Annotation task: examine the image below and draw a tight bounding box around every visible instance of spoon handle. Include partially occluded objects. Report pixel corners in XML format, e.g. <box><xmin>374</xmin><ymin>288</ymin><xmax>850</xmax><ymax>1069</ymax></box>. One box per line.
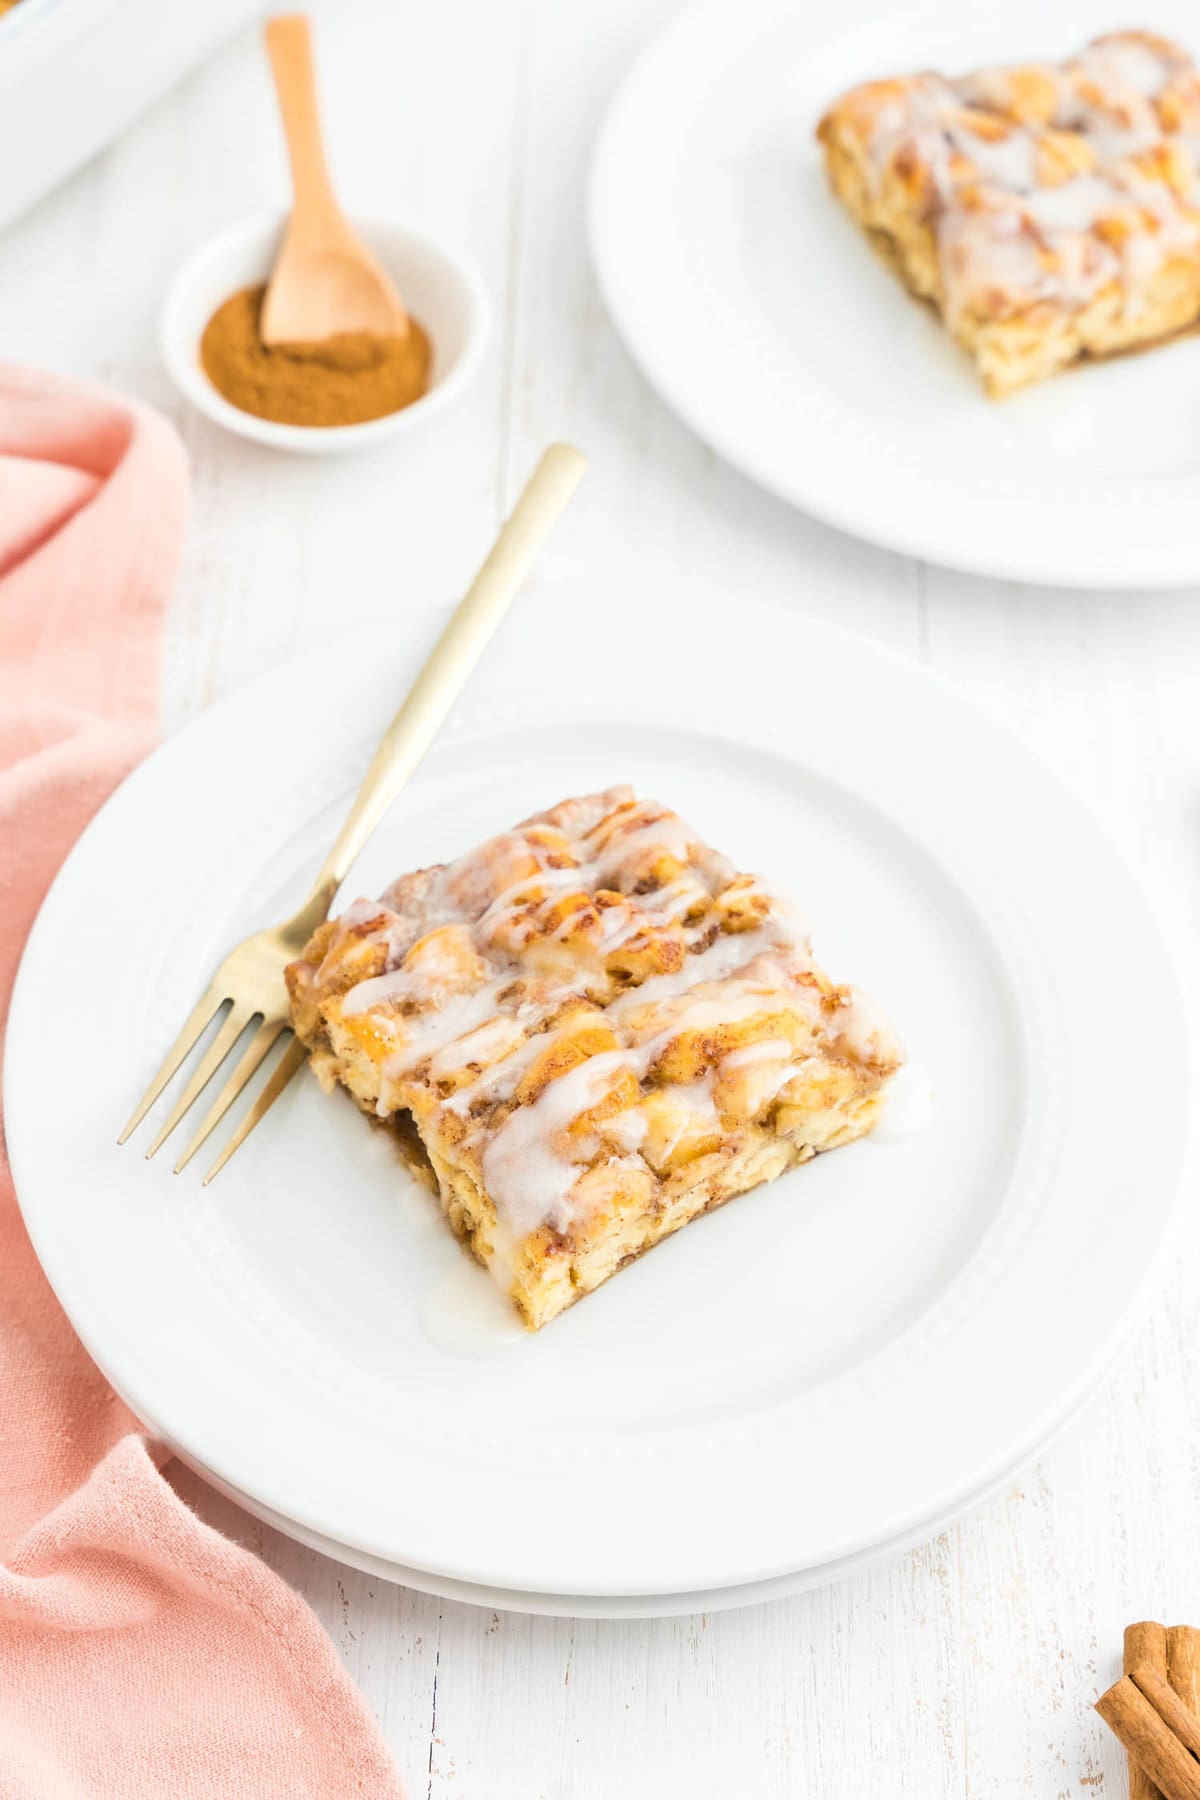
<box><xmin>309</xmin><ymin>443</ymin><xmax>589</xmax><ymax>902</ymax></box>
<box><xmin>265</xmin><ymin>13</ymin><xmax>340</xmax><ymax>231</ymax></box>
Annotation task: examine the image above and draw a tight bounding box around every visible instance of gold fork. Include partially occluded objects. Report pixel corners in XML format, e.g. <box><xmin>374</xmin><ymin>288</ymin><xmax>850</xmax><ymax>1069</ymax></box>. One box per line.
<box><xmin>118</xmin><ymin>443</ymin><xmax>588</xmax><ymax>1183</ymax></box>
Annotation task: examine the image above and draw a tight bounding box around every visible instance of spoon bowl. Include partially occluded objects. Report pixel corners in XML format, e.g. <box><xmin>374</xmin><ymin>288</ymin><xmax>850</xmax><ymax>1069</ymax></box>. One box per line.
<box><xmin>262</xmin><ymin>240</ymin><xmax>406</xmax><ymax>345</ymax></box>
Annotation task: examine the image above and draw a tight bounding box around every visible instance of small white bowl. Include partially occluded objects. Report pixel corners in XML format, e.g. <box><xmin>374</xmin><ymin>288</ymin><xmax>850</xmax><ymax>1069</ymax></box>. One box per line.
<box><xmin>161</xmin><ymin>213</ymin><xmax>490</xmax><ymax>454</ymax></box>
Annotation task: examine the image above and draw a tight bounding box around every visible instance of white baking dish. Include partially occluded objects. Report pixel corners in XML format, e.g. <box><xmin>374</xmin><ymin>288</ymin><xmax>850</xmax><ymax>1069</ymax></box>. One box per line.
<box><xmin>0</xmin><ymin>0</ymin><xmax>266</xmax><ymax>233</ymax></box>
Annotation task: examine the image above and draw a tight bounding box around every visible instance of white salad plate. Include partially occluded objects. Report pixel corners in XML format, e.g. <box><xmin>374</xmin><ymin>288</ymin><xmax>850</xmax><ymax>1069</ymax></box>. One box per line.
<box><xmin>590</xmin><ymin>0</ymin><xmax>1200</xmax><ymax>588</ymax></box>
<box><xmin>6</xmin><ymin>590</ymin><xmax>1190</xmax><ymax>1601</ymax></box>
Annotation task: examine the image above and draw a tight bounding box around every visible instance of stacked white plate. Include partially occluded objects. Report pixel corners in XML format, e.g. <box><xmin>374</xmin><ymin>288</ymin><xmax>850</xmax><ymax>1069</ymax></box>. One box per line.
<box><xmin>5</xmin><ymin>591</ymin><xmax>1189</xmax><ymax>1616</ymax></box>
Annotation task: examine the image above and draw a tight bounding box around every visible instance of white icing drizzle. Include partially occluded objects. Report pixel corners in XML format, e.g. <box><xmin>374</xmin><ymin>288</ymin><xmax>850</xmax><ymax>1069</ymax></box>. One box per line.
<box><xmin>339</xmin><ymin>897</ymin><xmax>389</xmax><ymax>929</ymax></box>
<box><xmin>317</xmin><ymin>787</ymin><xmax>902</xmax><ymax>1241</ymax></box>
<box><xmin>719</xmin><ymin>1039</ymin><xmax>804</xmax><ymax>1118</ymax></box>
<box><xmin>439</xmin><ymin>1027</ymin><xmax>552</xmax><ymax>1116</ymax></box>
<box><xmin>593</xmin><ymin>902</ymin><xmax>642</xmax><ymax>948</ymax></box>
<box><xmin>852</xmin><ymin>31</ymin><xmax>1200</xmax><ymax>325</ymax></box>
<box><xmin>342</xmin><ymin>964</ymin><xmax>428</xmax><ymax>1018</ymax></box>
<box><xmin>589</xmin><ymin>818</ymin><xmax>692</xmax><ymax>886</ymax></box>
<box><xmin>427</xmin><ymin>1015</ymin><xmax>526</xmax><ymax>1083</ymax></box>
<box><xmin>378</xmin><ymin>979</ymin><xmax>518</xmax><ymax>1084</ymax></box>
<box><xmin>646</xmin><ymin>1075</ymin><xmax>721</xmax><ymax>1166</ymax></box>
<box><xmin>637</xmin><ymin>872</ymin><xmax>710</xmax><ymax>922</ymax></box>
<box><xmin>481</xmin><ymin>1051</ymin><xmax>632</xmax><ymax>1238</ymax></box>
<box><xmin>946</xmin><ymin>118</ymin><xmax>1039</xmax><ymax>191</ymax></box>
<box><xmin>719</xmin><ymin>1036</ymin><xmax>795</xmax><ymax>1069</ymax></box>
<box><xmin>609</xmin><ymin>924</ymin><xmax>792</xmax><ymax>1017</ymax></box>
<box><xmin>627</xmin><ymin>978</ymin><xmax>800</xmax><ymax>1071</ymax></box>
<box><xmin>603</xmin><ymin>1108</ymin><xmax>650</xmax><ymax>1152</ymax></box>
<box><xmin>1023</xmin><ymin>174</ymin><xmax>1122</xmax><ymax>232</ymax></box>
<box><xmin>476</xmin><ymin>866</ymin><xmax>585</xmax><ymax>944</ymax></box>
<box><xmin>664</xmin><ymin>1075</ymin><xmax>719</xmax><ymax>1117</ymax></box>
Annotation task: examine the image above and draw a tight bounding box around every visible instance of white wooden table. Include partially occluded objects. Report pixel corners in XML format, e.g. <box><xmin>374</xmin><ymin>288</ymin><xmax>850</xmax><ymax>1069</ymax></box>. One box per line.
<box><xmin>4</xmin><ymin>2</ymin><xmax>1200</xmax><ymax>1793</ymax></box>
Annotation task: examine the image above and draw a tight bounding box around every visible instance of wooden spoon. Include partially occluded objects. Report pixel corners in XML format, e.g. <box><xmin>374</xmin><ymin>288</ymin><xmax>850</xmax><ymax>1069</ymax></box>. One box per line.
<box><xmin>260</xmin><ymin>13</ymin><xmax>408</xmax><ymax>346</ymax></box>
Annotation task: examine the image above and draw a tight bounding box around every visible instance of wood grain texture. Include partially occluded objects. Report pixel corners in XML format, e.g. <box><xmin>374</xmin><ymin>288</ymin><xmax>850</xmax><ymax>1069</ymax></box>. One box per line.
<box><xmin>3</xmin><ymin>1</ymin><xmax>1200</xmax><ymax>1795</ymax></box>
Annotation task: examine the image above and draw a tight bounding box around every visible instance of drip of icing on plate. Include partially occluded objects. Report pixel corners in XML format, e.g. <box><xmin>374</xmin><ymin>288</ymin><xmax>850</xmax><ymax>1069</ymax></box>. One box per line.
<box><xmin>418</xmin><ymin>1254</ymin><xmax>527</xmax><ymax>1357</ymax></box>
<box><xmin>868</xmin><ymin>1063</ymin><xmax>936</xmax><ymax>1144</ymax></box>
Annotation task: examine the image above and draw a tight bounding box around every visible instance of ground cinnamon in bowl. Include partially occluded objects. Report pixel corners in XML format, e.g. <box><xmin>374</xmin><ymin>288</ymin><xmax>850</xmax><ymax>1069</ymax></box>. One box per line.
<box><xmin>200</xmin><ymin>283</ymin><xmax>432</xmax><ymax>428</ymax></box>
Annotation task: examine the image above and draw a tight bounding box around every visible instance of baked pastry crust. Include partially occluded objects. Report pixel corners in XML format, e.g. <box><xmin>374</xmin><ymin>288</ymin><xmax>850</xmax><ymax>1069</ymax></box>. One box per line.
<box><xmin>286</xmin><ymin>788</ymin><xmax>902</xmax><ymax>1329</ymax></box>
<box><xmin>817</xmin><ymin>30</ymin><xmax>1200</xmax><ymax>394</ymax></box>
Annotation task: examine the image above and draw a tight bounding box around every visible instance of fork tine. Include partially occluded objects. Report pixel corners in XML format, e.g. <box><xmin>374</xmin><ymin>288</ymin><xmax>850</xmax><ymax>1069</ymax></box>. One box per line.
<box><xmin>144</xmin><ymin>1004</ymin><xmax>254</xmax><ymax>1159</ymax></box>
<box><xmin>117</xmin><ymin>985</ymin><xmax>227</xmax><ymax>1145</ymax></box>
<box><xmin>172</xmin><ymin>1018</ymin><xmax>286</xmax><ymax>1174</ymax></box>
<box><xmin>202</xmin><ymin>1036</ymin><xmax>307</xmax><ymax>1187</ymax></box>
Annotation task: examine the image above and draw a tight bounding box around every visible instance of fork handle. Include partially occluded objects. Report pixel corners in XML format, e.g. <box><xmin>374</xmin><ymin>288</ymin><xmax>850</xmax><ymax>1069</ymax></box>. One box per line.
<box><xmin>308</xmin><ymin>443</ymin><xmax>588</xmax><ymax>908</ymax></box>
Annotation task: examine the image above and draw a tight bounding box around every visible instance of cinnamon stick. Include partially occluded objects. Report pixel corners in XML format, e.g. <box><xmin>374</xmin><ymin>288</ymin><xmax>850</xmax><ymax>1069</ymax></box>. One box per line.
<box><xmin>1132</xmin><ymin>1665</ymin><xmax>1200</xmax><ymax>1765</ymax></box>
<box><xmin>1127</xmin><ymin>1623</ymin><xmax>1171</xmax><ymax>1800</ymax></box>
<box><xmin>1169</xmin><ymin>1629</ymin><xmax>1200</xmax><ymax>1717</ymax></box>
<box><xmin>1096</xmin><ymin>1673</ymin><xmax>1200</xmax><ymax>1800</ymax></box>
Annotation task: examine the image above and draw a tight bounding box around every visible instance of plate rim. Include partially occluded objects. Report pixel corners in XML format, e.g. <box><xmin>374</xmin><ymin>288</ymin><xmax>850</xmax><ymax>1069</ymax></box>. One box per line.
<box><xmin>165</xmin><ymin>1245</ymin><xmax>1184</xmax><ymax>1619</ymax></box>
<box><xmin>6</xmin><ymin>598</ymin><xmax>1193</xmax><ymax>1594</ymax></box>
<box><xmin>588</xmin><ymin>0</ymin><xmax>1200</xmax><ymax>589</ymax></box>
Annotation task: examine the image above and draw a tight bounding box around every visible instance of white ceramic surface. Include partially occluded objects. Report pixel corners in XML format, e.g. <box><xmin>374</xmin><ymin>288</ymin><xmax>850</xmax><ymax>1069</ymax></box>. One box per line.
<box><xmin>175</xmin><ymin>1449</ymin><xmax>1032</xmax><ymax>1619</ymax></box>
<box><xmin>6</xmin><ymin>589</ymin><xmax>1189</xmax><ymax>1599</ymax></box>
<box><xmin>160</xmin><ymin>212</ymin><xmax>490</xmax><ymax>453</ymax></box>
<box><xmin>589</xmin><ymin>0</ymin><xmax>1200</xmax><ymax>588</ymax></box>
<box><xmin>0</xmin><ymin>0</ymin><xmax>265</xmax><ymax>233</ymax></box>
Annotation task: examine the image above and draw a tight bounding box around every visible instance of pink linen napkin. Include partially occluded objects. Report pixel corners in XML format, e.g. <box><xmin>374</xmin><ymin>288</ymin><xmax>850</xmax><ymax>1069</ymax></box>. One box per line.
<box><xmin>0</xmin><ymin>366</ymin><xmax>406</xmax><ymax>1800</ymax></box>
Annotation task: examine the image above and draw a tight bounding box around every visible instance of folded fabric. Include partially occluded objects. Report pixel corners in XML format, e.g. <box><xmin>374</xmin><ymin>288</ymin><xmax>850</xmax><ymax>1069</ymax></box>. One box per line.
<box><xmin>0</xmin><ymin>365</ymin><xmax>405</xmax><ymax>1800</ymax></box>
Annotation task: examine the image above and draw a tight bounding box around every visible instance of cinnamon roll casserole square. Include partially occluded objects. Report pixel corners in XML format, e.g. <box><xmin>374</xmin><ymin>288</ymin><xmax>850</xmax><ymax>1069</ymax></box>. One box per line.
<box><xmin>286</xmin><ymin>788</ymin><xmax>902</xmax><ymax>1329</ymax></box>
<box><xmin>817</xmin><ymin>30</ymin><xmax>1200</xmax><ymax>394</ymax></box>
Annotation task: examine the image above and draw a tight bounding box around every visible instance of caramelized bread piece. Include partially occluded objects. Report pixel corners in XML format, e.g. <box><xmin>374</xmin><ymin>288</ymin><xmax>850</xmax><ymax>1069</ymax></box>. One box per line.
<box><xmin>287</xmin><ymin>788</ymin><xmax>902</xmax><ymax>1328</ymax></box>
<box><xmin>818</xmin><ymin>31</ymin><xmax>1200</xmax><ymax>394</ymax></box>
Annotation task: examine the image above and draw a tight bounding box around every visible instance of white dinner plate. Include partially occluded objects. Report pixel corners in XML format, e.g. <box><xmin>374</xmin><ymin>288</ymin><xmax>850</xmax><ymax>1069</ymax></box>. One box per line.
<box><xmin>6</xmin><ymin>591</ymin><xmax>1190</xmax><ymax>1597</ymax></box>
<box><xmin>590</xmin><ymin>0</ymin><xmax>1200</xmax><ymax>587</ymax></box>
